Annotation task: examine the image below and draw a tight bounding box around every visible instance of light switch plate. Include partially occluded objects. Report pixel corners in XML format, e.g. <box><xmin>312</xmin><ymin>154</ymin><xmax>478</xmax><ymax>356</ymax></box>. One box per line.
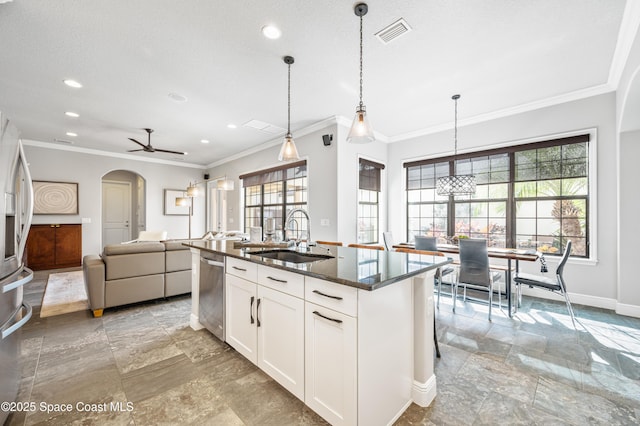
<box><xmin>81</xmin><ymin>217</ymin><xmax>91</xmax><ymax>223</ymax></box>
<box><xmin>320</xmin><ymin>219</ymin><xmax>330</xmax><ymax>227</ymax></box>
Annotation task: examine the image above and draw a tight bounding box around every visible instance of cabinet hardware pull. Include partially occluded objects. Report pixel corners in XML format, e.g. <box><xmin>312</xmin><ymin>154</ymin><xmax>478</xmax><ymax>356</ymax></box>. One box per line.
<box><xmin>313</xmin><ymin>310</ymin><xmax>342</xmax><ymax>324</ymax></box>
<box><xmin>232</xmin><ymin>266</ymin><xmax>247</xmax><ymax>271</ymax></box>
<box><xmin>266</xmin><ymin>276</ymin><xmax>287</xmax><ymax>283</ymax></box>
<box><xmin>312</xmin><ymin>290</ymin><xmax>343</xmax><ymax>300</ymax></box>
<box><xmin>250</xmin><ymin>296</ymin><xmax>255</xmax><ymax>324</ymax></box>
<box><xmin>256</xmin><ymin>298</ymin><xmax>261</xmax><ymax>327</ymax></box>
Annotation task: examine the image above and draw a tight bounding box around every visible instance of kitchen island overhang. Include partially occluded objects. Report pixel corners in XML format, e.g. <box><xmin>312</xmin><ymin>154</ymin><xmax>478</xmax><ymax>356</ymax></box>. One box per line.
<box><xmin>184</xmin><ymin>240</ymin><xmax>452</xmax><ymax>424</ymax></box>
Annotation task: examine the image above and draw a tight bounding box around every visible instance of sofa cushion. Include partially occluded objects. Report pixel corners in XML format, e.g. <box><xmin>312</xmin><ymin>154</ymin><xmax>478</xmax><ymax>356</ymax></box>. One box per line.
<box><xmin>103</xmin><ymin>242</ymin><xmax>165</xmax><ymax>256</ymax></box>
<box><xmin>166</xmin><ymin>270</ymin><xmax>191</xmax><ymax>297</ymax></box>
<box><xmin>104</xmin><ymin>251</ymin><xmax>165</xmax><ymax>280</ymax></box>
<box><xmin>163</xmin><ymin>240</ymin><xmax>191</xmax><ymax>251</ymax></box>
<box><xmin>166</xmin><ymin>249</ymin><xmax>191</xmax><ymax>273</ymax></box>
<box><xmin>105</xmin><ymin>274</ymin><xmax>165</xmax><ymax>308</ymax></box>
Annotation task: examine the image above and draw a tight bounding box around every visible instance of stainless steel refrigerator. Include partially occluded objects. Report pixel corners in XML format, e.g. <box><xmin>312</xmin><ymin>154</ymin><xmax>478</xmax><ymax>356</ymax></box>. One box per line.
<box><xmin>0</xmin><ymin>112</ymin><xmax>34</xmax><ymax>425</ymax></box>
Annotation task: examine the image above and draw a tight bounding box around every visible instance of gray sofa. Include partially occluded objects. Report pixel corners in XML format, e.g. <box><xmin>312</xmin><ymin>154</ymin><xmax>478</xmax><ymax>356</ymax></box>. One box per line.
<box><xmin>82</xmin><ymin>240</ymin><xmax>192</xmax><ymax>317</ymax></box>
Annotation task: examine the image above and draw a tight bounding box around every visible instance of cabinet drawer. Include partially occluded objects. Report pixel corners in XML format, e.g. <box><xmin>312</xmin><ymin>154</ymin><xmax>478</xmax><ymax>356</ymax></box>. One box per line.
<box><xmin>257</xmin><ymin>265</ymin><xmax>304</xmax><ymax>298</ymax></box>
<box><xmin>305</xmin><ymin>277</ymin><xmax>357</xmax><ymax>317</ymax></box>
<box><xmin>226</xmin><ymin>257</ymin><xmax>258</xmax><ymax>282</ymax></box>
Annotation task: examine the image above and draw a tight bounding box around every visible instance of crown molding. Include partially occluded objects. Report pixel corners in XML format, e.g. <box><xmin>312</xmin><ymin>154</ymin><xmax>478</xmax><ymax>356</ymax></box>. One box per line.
<box><xmin>22</xmin><ymin>139</ymin><xmax>207</xmax><ymax>169</ymax></box>
<box><xmin>389</xmin><ymin>83</ymin><xmax>615</xmax><ymax>143</ymax></box>
<box><xmin>608</xmin><ymin>0</ymin><xmax>640</xmax><ymax>88</ymax></box>
<box><xmin>206</xmin><ymin>116</ymin><xmax>344</xmax><ymax>168</ymax></box>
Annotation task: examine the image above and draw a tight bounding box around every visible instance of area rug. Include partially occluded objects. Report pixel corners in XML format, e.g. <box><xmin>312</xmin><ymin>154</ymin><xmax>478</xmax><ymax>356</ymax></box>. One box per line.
<box><xmin>40</xmin><ymin>270</ymin><xmax>89</xmax><ymax>318</ymax></box>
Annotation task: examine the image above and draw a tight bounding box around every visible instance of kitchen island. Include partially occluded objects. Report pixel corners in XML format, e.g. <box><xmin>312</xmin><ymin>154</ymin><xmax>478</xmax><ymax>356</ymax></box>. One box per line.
<box><xmin>184</xmin><ymin>240</ymin><xmax>451</xmax><ymax>426</ymax></box>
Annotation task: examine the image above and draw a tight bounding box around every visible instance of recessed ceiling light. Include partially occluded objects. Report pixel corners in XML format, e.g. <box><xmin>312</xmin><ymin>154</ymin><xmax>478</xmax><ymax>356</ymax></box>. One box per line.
<box><xmin>168</xmin><ymin>92</ymin><xmax>188</xmax><ymax>103</ymax></box>
<box><xmin>261</xmin><ymin>25</ymin><xmax>281</xmax><ymax>39</ymax></box>
<box><xmin>65</xmin><ymin>111</ymin><xmax>79</xmax><ymax>118</ymax></box>
<box><xmin>63</xmin><ymin>79</ymin><xmax>82</xmax><ymax>88</ymax></box>
<box><xmin>66</xmin><ymin>132</ymin><xmax>77</xmax><ymax>137</ymax></box>
<box><xmin>227</xmin><ymin>123</ymin><xmax>237</xmax><ymax>129</ymax></box>
<box><xmin>201</xmin><ymin>139</ymin><xmax>210</xmax><ymax>144</ymax></box>
<box><xmin>184</xmin><ymin>152</ymin><xmax>189</xmax><ymax>155</ymax></box>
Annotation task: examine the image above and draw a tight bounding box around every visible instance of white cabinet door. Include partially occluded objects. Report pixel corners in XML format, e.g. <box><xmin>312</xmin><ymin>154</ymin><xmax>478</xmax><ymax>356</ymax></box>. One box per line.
<box><xmin>257</xmin><ymin>285</ymin><xmax>305</xmax><ymax>400</ymax></box>
<box><xmin>225</xmin><ymin>274</ymin><xmax>257</xmax><ymax>364</ymax></box>
<box><xmin>305</xmin><ymin>302</ymin><xmax>357</xmax><ymax>426</ymax></box>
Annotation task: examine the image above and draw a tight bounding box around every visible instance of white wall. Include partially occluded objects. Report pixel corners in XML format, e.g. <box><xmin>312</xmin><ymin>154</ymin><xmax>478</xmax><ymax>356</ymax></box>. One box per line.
<box><xmin>207</xmin><ymin>118</ymin><xmax>389</xmax><ymax>246</ymax></box>
<box><xmin>24</xmin><ymin>144</ymin><xmax>205</xmax><ymax>257</ymax></box>
<box><xmin>387</xmin><ymin>93</ymin><xmax>619</xmax><ymax>308</ymax></box>
<box><xmin>207</xmin><ymin>123</ymin><xmax>339</xmax><ymax>242</ymax></box>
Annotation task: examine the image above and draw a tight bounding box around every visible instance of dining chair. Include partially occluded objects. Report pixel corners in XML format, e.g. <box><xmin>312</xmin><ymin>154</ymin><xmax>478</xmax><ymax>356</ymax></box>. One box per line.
<box><xmin>455</xmin><ymin>238</ymin><xmax>503</xmax><ymax>321</ymax></box>
<box><xmin>514</xmin><ymin>240</ymin><xmax>576</xmax><ymax>327</ymax></box>
<box><xmin>396</xmin><ymin>247</ymin><xmax>455</xmax><ymax>309</ymax></box>
<box><xmin>315</xmin><ymin>240</ymin><xmax>343</xmax><ymax>246</ymax></box>
<box><xmin>382</xmin><ymin>232</ymin><xmax>395</xmax><ymax>251</ymax></box>
<box><xmin>348</xmin><ymin>243</ymin><xmax>385</xmax><ymax>250</ymax></box>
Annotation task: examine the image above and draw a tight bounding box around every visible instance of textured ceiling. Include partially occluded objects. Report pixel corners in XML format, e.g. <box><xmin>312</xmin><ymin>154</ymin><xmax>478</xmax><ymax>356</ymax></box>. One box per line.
<box><xmin>0</xmin><ymin>0</ymin><xmax>628</xmax><ymax>166</ymax></box>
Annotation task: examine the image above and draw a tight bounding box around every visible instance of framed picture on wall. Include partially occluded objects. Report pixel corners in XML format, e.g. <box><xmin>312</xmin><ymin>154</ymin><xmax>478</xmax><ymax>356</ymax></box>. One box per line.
<box><xmin>164</xmin><ymin>189</ymin><xmax>189</xmax><ymax>215</ymax></box>
<box><xmin>33</xmin><ymin>181</ymin><xmax>79</xmax><ymax>215</ymax></box>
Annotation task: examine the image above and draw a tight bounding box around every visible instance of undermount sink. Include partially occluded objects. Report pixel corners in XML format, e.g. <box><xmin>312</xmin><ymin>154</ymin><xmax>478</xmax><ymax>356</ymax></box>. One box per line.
<box><xmin>250</xmin><ymin>249</ymin><xmax>333</xmax><ymax>264</ymax></box>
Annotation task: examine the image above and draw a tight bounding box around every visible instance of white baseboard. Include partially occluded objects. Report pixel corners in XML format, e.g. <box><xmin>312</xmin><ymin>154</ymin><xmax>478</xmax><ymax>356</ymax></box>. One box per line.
<box><xmin>615</xmin><ymin>302</ymin><xmax>640</xmax><ymax>318</ymax></box>
<box><xmin>412</xmin><ymin>375</ymin><xmax>437</xmax><ymax>407</ymax></box>
<box><xmin>190</xmin><ymin>313</ymin><xmax>204</xmax><ymax>330</ymax></box>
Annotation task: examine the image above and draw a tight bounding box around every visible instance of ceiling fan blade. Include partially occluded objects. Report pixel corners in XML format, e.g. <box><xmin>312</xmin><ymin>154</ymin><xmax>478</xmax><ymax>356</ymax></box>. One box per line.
<box><xmin>155</xmin><ymin>148</ymin><xmax>185</xmax><ymax>155</ymax></box>
<box><xmin>127</xmin><ymin>149</ymin><xmax>145</xmax><ymax>152</ymax></box>
<box><xmin>128</xmin><ymin>138</ymin><xmax>147</xmax><ymax>149</ymax></box>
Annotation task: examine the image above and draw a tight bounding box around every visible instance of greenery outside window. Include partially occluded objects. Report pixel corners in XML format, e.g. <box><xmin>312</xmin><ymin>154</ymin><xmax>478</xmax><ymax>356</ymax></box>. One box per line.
<box><xmin>405</xmin><ymin>135</ymin><xmax>590</xmax><ymax>257</ymax></box>
<box><xmin>358</xmin><ymin>158</ymin><xmax>385</xmax><ymax>244</ymax></box>
<box><xmin>241</xmin><ymin>160</ymin><xmax>307</xmax><ymax>240</ymax></box>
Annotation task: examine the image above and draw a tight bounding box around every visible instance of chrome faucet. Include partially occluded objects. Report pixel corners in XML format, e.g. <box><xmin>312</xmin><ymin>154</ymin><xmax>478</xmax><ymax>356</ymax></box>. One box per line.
<box><xmin>285</xmin><ymin>208</ymin><xmax>312</xmax><ymax>247</ymax></box>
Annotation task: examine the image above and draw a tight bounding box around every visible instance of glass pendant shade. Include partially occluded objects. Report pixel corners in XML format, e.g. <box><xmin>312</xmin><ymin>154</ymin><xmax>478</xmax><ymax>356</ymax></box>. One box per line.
<box><xmin>278</xmin><ymin>134</ymin><xmax>300</xmax><ymax>161</ymax></box>
<box><xmin>436</xmin><ymin>174</ymin><xmax>476</xmax><ymax>196</ymax></box>
<box><xmin>347</xmin><ymin>106</ymin><xmax>375</xmax><ymax>144</ymax></box>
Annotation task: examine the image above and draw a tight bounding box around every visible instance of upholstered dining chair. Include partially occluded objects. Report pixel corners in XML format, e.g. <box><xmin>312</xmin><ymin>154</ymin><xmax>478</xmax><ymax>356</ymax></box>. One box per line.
<box><xmin>514</xmin><ymin>240</ymin><xmax>576</xmax><ymax>327</ymax></box>
<box><xmin>413</xmin><ymin>237</ymin><xmax>457</xmax><ymax>309</ymax></box>
<box><xmin>455</xmin><ymin>238</ymin><xmax>503</xmax><ymax>321</ymax></box>
<box><xmin>348</xmin><ymin>243</ymin><xmax>385</xmax><ymax>250</ymax></box>
<box><xmin>316</xmin><ymin>240</ymin><xmax>343</xmax><ymax>246</ymax></box>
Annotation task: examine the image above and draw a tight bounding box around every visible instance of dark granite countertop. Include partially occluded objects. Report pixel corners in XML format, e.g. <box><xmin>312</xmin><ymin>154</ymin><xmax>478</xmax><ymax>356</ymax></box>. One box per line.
<box><xmin>183</xmin><ymin>240</ymin><xmax>452</xmax><ymax>291</ymax></box>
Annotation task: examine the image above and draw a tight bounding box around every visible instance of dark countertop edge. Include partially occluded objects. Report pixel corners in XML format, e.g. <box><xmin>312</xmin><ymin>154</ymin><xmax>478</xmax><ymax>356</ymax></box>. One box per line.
<box><xmin>183</xmin><ymin>241</ymin><xmax>453</xmax><ymax>291</ymax></box>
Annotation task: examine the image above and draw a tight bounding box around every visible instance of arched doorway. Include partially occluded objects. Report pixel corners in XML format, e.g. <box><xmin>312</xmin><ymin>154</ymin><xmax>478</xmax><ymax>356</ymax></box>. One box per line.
<box><xmin>101</xmin><ymin>170</ymin><xmax>146</xmax><ymax>245</ymax></box>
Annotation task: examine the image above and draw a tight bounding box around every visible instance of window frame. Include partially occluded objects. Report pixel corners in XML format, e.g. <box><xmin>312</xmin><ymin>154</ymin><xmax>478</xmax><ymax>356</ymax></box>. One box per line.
<box><xmin>357</xmin><ymin>157</ymin><xmax>385</xmax><ymax>244</ymax></box>
<box><xmin>404</xmin><ymin>133</ymin><xmax>594</xmax><ymax>259</ymax></box>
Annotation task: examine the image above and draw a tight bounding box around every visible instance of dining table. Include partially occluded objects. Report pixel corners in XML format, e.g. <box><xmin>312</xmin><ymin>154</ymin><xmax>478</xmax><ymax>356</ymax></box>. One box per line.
<box><xmin>393</xmin><ymin>243</ymin><xmax>540</xmax><ymax>317</ymax></box>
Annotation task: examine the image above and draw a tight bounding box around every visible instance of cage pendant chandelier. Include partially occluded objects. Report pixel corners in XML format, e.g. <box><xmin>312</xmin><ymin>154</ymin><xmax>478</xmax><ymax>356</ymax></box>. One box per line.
<box><xmin>347</xmin><ymin>3</ymin><xmax>375</xmax><ymax>144</ymax></box>
<box><xmin>278</xmin><ymin>55</ymin><xmax>301</xmax><ymax>162</ymax></box>
<box><xmin>436</xmin><ymin>94</ymin><xmax>476</xmax><ymax>196</ymax></box>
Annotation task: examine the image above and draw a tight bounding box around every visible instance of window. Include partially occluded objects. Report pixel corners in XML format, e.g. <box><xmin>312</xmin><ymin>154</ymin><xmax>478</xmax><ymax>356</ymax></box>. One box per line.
<box><xmin>241</xmin><ymin>161</ymin><xmax>307</xmax><ymax>240</ymax></box>
<box><xmin>358</xmin><ymin>158</ymin><xmax>385</xmax><ymax>244</ymax></box>
<box><xmin>405</xmin><ymin>135</ymin><xmax>590</xmax><ymax>257</ymax></box>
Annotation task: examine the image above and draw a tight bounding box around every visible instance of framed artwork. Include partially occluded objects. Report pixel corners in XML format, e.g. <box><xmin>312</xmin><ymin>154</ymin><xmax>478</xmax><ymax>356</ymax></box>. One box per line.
<box><xmin>33</xmin><ymin>181</ymin><xmax>79</xmax><ymax>215</ymax></box>
<box><xmin>164</xmin><ymin>189</ymin><xmax>189</xmax><ymax>215</ymax></box>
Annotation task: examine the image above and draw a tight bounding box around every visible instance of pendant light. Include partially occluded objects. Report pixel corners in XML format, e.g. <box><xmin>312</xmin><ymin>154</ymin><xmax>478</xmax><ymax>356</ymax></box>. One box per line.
<box><xmin>436</xmin><ymin>94</ymin><xmax>476</xmax><ymax>196</ymax></box>
<box><xmin>278</xmin><ymin>56</ymin><xmax>300</xmax><ymax>162</ymax></box>
<box><xmin>347</xmin><ymin>3</ymin><xmax>375</xmax><ymax>144</ymax></box>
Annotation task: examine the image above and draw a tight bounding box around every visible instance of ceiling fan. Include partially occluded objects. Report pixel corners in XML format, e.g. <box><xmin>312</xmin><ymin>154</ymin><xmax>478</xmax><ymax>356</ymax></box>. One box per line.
<box><xmin>127</xmin><ymin>128</ymin><xmax>185</xmax><ymax>155</ymax></box>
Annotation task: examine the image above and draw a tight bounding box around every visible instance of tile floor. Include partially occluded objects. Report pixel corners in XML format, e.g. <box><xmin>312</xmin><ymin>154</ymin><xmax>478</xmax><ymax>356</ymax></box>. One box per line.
<box><xmin>5</xmin><ymin>268</ymin><xmax>640</xmax><ymax>425</ymax></box>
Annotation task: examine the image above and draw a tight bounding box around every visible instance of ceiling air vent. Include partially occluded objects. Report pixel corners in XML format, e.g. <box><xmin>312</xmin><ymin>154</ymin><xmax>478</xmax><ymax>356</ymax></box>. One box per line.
<box><xmin>243</xmin><ymin>119</ymin><xmax>286</xmax><ymax>134</ymax></box>
<box><xmin>375</xmin><ymin>18</ymin><xmax>412</xmax><ymax>44</ymax></box>
<box><xmin>53</xmin><ymin>138</ymin><xmax>74</xmax><ymax>145</ymax></box>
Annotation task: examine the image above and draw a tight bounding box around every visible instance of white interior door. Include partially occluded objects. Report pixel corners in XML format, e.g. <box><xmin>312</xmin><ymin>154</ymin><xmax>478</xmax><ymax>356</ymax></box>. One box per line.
<box><xmin>102</xmin><ymin>180</ymin><xmax>131</xmax><ymax>245</ymax></box>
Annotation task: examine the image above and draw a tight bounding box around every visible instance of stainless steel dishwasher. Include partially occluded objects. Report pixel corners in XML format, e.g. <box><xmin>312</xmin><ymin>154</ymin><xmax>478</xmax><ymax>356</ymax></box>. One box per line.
<box><xmin>199</xmin><ymin>252</ymin><xmax>225</xmax><ymax>341</ymax></box>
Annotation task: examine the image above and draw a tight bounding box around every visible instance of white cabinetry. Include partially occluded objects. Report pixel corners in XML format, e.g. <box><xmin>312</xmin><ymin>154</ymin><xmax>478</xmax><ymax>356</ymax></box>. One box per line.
<box><xmin>305</xmin><ymin>302</ymin><xmax>357</xmax><ymax>426</ymax></box>
<box><xmin>225</xmin><ymin>259</ymin><xmax>305</xmax><ymax>400</ymax></box>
